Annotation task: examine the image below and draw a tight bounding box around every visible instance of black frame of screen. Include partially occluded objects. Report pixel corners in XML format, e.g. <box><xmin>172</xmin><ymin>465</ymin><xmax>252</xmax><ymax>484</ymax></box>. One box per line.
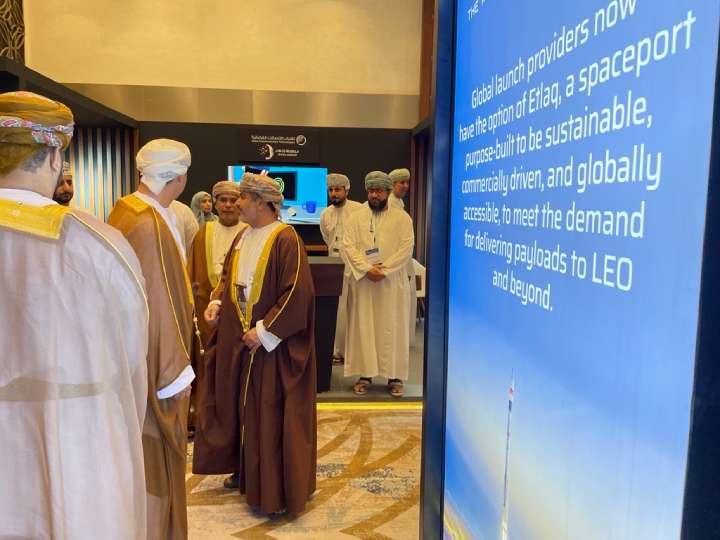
<box><xmin>421</xmin><ymin>2</ymin><xmax>720</xmax><ymax>539</ymax></box>
<box><xmin>681</xmin><ymin>21</ymin><xmax>720</xmax><ymax>540</ymax></box>
<box><xmin>420</xmin><ymin>0</ymin><xmax>456</xmax><ymax>538</ymax></box>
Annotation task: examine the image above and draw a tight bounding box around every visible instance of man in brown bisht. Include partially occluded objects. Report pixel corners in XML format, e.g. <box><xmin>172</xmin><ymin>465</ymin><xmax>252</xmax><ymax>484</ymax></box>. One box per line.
<box><xmin>193</xmin><ymin>172</ymin><xmax>317</xmax><ymax>517</ymax></box>
<box><xmin>0</xmin><ymin>92</ymin><xmax>149</xmax><ymax>539</ymax></box>
<box><xmin>187</xmin><ymin>180</ymin><xmax>246</xmax><ymax>433</ymax></box>
<box><xmin>108</xmin><ymin>138</ymin><xmax>195</xmax><ymax>539</ymax></box>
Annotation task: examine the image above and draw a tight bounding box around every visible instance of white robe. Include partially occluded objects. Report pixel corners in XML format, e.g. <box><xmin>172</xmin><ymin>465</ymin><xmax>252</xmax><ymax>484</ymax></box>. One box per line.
<box><xmin>233</xmin><ymin>221</ymin><xmax>283</xmax><ymax>351</ymax></box>
<box><xmin>342</xmin><ymin>205</ymin><xmax>414</xmax><ymax>380</ymax></box>
<box><xmin>319</xmin><ymin>199</ymin><xmax>363</xmax><ymax>357</ymax></box>
<box><xmin>388</xmin><ymin>191</ymin><xmax>405</xmax><ymax>210</ymax></box>
<box><xmin>0</xmin><ymin>188</ymin><xmax>149</xmax><ymax>539</ymax></box>
<box><xmin>211</xmin><ymin>220</ymin><xmax>245</xmax><ymax>280</ymax></box>
<box><xmin>170</xmin><ymin>199</ymin><xmax>199</xmax><ymax>255</ymax></box>
<box><xmin>385</xmin><ymin>193</ymin><xmax>418</xmax><ymax>344</ymax></box>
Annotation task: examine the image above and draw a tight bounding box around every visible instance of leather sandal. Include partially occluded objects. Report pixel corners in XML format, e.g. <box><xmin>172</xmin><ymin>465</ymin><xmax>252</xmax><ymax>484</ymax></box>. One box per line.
<box><xmin>388</xmin><ymin>380</ymin><xmax>404</xmax><ymax>398</ymax></box>
<box><xmin>223</xmin><ymin>473</ymin><xmax>239</xmax><ymax>489</ymax></box>
<box><xmin>353</xmin><ymin>377</ymin><xmax>372</xmax><ymax>395</ymax></box>
<box><xmin>268</xmin><ymin>508</ymin><xmax>288</xmax><ymax>519</ymax></box>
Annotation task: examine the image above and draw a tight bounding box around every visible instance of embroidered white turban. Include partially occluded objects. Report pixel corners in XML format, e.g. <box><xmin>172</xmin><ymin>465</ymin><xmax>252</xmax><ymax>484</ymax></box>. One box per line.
<box><xmin>238</xmin><ymin>172</ymin><xmax>284</xmax><ymax>210</ymax></box>
<box><xmin>326</xmin><ymin>173</ymin><xmax>350</xmax><ymax>190</ymax></box>
<box><xmin>212</xmin><ymin>180</ymin><xmax>241</xmax><ymax>198</ymax></box>
<box><xmin>364</xmin><ymin>170</ymin><xmax>392</xmax><ymax>191</ymax></box>
<box><xmin>136</xmin><ymin>138</ymin><xmax>191</xmax><ymax>195</ymax></box>
<box><xmin>389</xmin><ymin>168</ymin><xmax>410</xmax><ymax>183</ymax></box>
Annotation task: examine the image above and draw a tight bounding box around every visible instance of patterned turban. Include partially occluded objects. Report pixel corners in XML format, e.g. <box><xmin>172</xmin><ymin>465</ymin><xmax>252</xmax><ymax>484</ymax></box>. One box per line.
<box><xmin>136</xmin><ymin>138</ymin><xmax>191</xmax><ymax>195</ymax></box>
<box><xmin>212</xmin><ymin>180</ymin><xmax>240</xmax><ymax>199</ymax></box>
<box><xmin>238</xmin><ymin>172</ymin><xmax>284</xmax><ymax>211</ymax></box>
<box><xmin>389</xmin><ymin>168</ymin><xmax>410</xmax><ymax>183</ymax></box>
<box><xmin>326</xmin><ymin>173</ymin><xmax>350</xmax><ymax>190</ymax></box>
<box><xmin>0</xmin><ymin>91</ymin><xmax>74</xmax><ymax>176</ymax></box>
<box><xmin>364</xmin><ymin>170</ymin><xmax>392</xmax><ymax>191</ymax></box>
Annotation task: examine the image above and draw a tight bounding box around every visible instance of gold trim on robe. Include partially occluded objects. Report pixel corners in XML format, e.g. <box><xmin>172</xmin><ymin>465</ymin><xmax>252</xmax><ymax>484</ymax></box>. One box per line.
<box><xmin>228</xmin><ymin>222</ymin><xmax>290</xmax><ymax>450</ymax></box>
<box><xmin>0</xmin><ymin>200</ymin><xmax>69</xmax><ymax>239</ymax></box>
<box><xmin>69</xmin><ymin>210</ymin><xmax>149</xmax><ymax>314</ymax></box>
<box><xmin>204</xmin><ymin>221</ymin><xmax>219</xmax><ymax>289</ymax></box>
<box><xmin>229</xmin><ymin>222</ymin><xmax>290</xmax><ymax>333</ymax></box>
<box><xmin>0</xmin><ymin>200</ymin><xmax>149</xmax><ymax>318</ymax></box>
<box><xmin>266</xmin><ymin>228</ymin><xmax>302</xmax><ymax>330</ymax></box>
<box><xmin>109</xmin><ymin>192</ymin><xmax>195</xmax><ymax>538</ymax></box>
<box><xmin>124</xmin><ymin>194</ymin><xmax>195</xmax><ymax>361</ymax></box>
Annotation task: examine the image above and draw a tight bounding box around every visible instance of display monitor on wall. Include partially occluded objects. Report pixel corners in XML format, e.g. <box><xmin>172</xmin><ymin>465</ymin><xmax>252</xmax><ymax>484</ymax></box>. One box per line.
<box><xmin>228</xmin><ymin>165</ymin><xmax>328</xmax><ymax>224</ymax></box>
<box><xmin>443</xmin><ymin>1</ymin><xmax>719</xmax><ymax>539</ymax></box>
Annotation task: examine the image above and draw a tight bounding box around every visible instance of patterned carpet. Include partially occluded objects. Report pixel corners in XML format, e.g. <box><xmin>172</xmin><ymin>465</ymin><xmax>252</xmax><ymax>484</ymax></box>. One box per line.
<box><xmin>187</xmin><ymin>403</ymin><xmax>422</xmax><ymax>539</ymax></box>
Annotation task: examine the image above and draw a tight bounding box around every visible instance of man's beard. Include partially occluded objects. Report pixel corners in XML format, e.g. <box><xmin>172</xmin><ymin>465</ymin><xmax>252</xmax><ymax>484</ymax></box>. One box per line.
<box><xmin>330</xmin><ymin>197</ymin><xmax>346</xmax><ymax>207</ymax></box>
<box><xmin>55</xmin><ymin>191</ymin><xmax>72</xmax><ymax>204</ymax></box>
<box><xmin>53</xmin><ymin>171</ymin><xmax>72</xmax><ymax>204</ymax></box>
<box><xmin>368</xmin><ymin>198</ymin><xmax>387</xmax><ymax>212</ymax></box>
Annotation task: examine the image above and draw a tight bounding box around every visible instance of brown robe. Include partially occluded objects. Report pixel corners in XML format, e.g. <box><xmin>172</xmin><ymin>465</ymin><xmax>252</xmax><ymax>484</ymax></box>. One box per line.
<box><xmin>187</xmin><ymin>221</ymin><xmax>246</xmax><ymax>428</ymax></box>
<box><xmin>193</xmin><ymin>223</ymin><xmax>317</xmax><ymax>515</ymax></box>
<box><xmin>187</xmin><ymin>221</ymin><xmax>247</xmax><ymax>371</ymax></box>
<box><xmin>108</xmin><ymin>194</ymin><xmax>193</xmax><ymax>540</ymax></box>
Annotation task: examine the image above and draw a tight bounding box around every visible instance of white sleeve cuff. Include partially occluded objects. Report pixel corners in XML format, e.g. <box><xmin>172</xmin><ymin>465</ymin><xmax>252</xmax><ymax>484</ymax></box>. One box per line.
<box><xmin>208</xmin><ymin>299</ymin><xmax>222</xmax><ymax>307</ymax></box>
<box><xmin>156</xmin><ymin>365</ymin><xmax>196</xmax><ymax>399</ymax></box>
<box><xmin>257</xmin><ymin>320</ymin><xmax>282</xmax><ymax>352</ymax></box>
<box><xmin>351</xmin><ymin>262</ymin><xmax>373</xmax><ymax>281</ymax></box>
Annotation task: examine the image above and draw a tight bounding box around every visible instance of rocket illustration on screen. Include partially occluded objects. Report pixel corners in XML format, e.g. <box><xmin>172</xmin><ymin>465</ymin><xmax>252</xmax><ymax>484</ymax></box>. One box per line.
<box><xmin>500</xmin><ymin>373</ymin><xmax>515</xmax><ymax>540</ymax></box>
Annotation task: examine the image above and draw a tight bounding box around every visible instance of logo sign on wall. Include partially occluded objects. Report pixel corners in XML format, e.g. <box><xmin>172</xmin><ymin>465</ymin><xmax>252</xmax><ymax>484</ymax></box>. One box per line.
<box><xmin>239</xmin><ymin>128</ymin><xmax>320</xmax><ymax>163</ymax></box>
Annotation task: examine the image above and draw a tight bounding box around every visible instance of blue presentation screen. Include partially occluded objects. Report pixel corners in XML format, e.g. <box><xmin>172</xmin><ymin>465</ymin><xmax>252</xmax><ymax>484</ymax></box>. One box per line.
<box><xmin>444</xmin><ymin>1</ymin><xmax>719</xmax><ymax>538</ymax></box>
<box><xmin>228</xmin><ymin>165</ymin><xmax>328</xmax><ymax>224</ymax></box>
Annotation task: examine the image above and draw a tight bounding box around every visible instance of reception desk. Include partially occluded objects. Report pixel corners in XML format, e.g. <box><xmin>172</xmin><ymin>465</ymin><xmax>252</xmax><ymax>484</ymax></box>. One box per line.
<box><xmin>308</xmin><ymin>256</ymin><xmax>344</xmax><ymax>392</ymax></box>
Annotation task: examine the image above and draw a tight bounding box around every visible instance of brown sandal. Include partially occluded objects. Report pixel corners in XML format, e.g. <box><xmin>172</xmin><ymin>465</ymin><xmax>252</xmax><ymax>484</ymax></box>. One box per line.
<box><xmin>223</xmin><ymin>473</ymin><xmax>239</xmax><ymax>489</ymax></box>
<box><xmin>353</xmin><ymin>377</ymin><xmax>372</xmax><ymax>395</ymax></box>
<box><xmin>388</xmin><ymin>380</ymin><xmax>404</xmax><ymax>398</ymax></box>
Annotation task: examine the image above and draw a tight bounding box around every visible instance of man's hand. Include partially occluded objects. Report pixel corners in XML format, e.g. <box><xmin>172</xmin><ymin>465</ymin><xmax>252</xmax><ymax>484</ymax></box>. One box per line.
<box><xmin>173</xmin><ymin>385</ymin><xmax>192</xmax><ymax>400</ymax></box>
<box><xmin>366</xmin><ymin>266</ymin><xmax>386</xmax><ymax>282</ymax></box>
<box><xmin>204</xmin><ymin>303</ymin><xmax>221</xmax><ymax>325</ymax></box>
<box><xmin>243</xmin><ymin>328</ymin><xmax>262</xmax><ymax>352</ymax></box>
